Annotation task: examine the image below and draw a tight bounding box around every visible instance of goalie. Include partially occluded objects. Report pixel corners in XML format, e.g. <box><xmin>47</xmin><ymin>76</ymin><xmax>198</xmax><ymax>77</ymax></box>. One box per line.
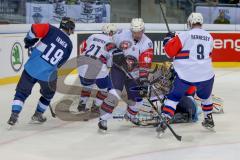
<box><xmin>128</xmin><ymin>62</ymin><xmax>223</xmax><ymax>126</ymax></box>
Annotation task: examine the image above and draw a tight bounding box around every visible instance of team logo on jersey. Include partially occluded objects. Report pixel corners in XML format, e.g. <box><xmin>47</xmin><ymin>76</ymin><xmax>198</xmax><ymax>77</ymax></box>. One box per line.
<box><xmin>144</xmin><ymin>56</ymin><xmax>152</xmax><ymax>63</ymax></box>
<box><xmin>120</xmin><ymin>41</ymin><xmax>132</xmax><ymax>50</ymax></box>
<box><xmin>10</xmin><ymin>42</ymin><xmax>24</xmax><ymax>72</ymax></box>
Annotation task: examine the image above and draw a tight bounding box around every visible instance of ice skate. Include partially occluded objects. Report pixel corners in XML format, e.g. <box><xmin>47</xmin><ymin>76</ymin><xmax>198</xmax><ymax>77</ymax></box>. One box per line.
<box><xmin>156</xmin><ymin>114</ymin><xmax>170</xmax><ymax>137</ymax></box>
<box><xmin>7</xmin><ymin>112</ymin><xmax>19</xmax><ymax>129</ymax></box>
<box><xmin>77</xmin><ymin>100</ymin><xmax>89</xmax><ymax>112</ymax></box>
<box><xmin>98</xmin><ymin>118</ymin><xmax>107</xmax><ymax>133</ymax></box>
<box><xmin>202</xmin><ymin>113</ymin><xmax>215</xmax><ymax>131</ymax></box>
<box><xmin>31</xmin><ymin>111</ymin><xmax>47</xmax><ymax>124</ymax></box>
<box><xmin>124</xmin><ymin>112</ymin><xmax>140</xmax><ymax>126</ymax></box>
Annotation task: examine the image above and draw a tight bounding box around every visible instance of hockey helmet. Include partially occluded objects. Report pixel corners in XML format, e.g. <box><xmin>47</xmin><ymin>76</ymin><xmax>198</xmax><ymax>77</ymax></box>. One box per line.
<box><xmin>187</xmin><ymin>12</ymin><xmax>203</xmax><ymax>28</ymax></box>
<box><xmin>60</xmin><ymin>17</ymin><xmax>75</xmax><ymax>32</ymax></box>
<box><xmin>130</xmin><ymin>18</ymin><xmax>145</xmax><ymax>32</ymax></box>
<box><xmin>102</xmin><ymin>23</ymin><xmax>117</xmax><ymax>35</ymax></box>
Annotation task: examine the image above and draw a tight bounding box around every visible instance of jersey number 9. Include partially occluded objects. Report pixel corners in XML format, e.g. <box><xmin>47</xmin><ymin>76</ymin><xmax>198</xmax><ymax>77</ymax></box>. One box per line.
<box><xmin>197</xmin><ymin>44</ymin><xmax>204</xmax><ymax>60</ymax></box>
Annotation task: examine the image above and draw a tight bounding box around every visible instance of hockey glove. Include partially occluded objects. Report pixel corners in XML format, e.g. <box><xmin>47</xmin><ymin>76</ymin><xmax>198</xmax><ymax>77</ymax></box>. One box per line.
<box><xmin>163</xmin><ymin>32</ymin><xmax>175</xmax><ymax>46</ymax></box>
<box><xmin>24</xmin><ymin>37</ymin><xmax>39</xmax><ymax>49</ymax></box>
<box><xmin>112</xmin><ymin>49</ymin><xmax>127</xmax><ymax>67</ymax></box>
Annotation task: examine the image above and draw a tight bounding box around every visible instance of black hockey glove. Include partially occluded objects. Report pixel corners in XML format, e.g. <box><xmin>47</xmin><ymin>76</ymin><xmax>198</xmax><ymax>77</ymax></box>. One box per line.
<box><xmin>112</xmin><ymin>49</ymin><xmax>127</xmax><ymax>67</ymax></box>
<box><xmin>163</xmin><ymin>32</ymin><xmax>175</xmax><ymax>46</ymax></box>
<box><xmin>24</xmin><ymin>37</ymin><xmax>39</xmax><ymax>49</ymax></box>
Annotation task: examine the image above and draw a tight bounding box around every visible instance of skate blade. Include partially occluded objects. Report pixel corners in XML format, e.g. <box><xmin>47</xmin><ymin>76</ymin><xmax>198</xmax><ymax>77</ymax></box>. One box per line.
<box><xmin>204</xmin><ymin>126</ymin><xmax>216</xmax><ymax>132</ymax></box>
<box><xmin>6</xmin><ymin>124</ymin><xmax>14</xmax><ymax>130</ymax></box>
<box><xmin>29</xmin><ymin>120</ymin><xmax>45</xmax><ymax>124</ymax></box>
<box><xmin>98</xmin><ymin>128</ymin><xmax>108</xmax><ymax>134</ymax></box>
<box><xmin>156</xmin><ymin>130</ymin><xmax>165</xmax><ymax>138</ymax></box>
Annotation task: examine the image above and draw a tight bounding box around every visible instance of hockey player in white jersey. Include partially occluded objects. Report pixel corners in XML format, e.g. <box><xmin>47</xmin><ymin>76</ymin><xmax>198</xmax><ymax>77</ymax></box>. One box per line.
<box><xmin>98</xmin><ymin>18</ymin><xmax>153</xmax><ymax>131</ymax></box>
<box><xmin>77</xmin><ymin>23</ymin><xmax>117</xmax><ymax>112</ymax></box>
<box><xmin>157</xmin><ymin>12</ymin><xmax>215</xmax><ymax>133</ymax></box>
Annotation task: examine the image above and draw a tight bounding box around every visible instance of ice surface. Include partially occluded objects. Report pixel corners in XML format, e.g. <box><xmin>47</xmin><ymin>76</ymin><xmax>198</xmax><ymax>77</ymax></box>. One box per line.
<box><xmin>0</xmin><ymin>69</ymin><xmax>240</xmax><ymax>160</ymax></box>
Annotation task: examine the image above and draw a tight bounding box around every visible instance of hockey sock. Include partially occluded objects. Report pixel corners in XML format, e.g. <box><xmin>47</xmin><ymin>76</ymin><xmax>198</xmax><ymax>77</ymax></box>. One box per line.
<box><xmin>162</xmin><ymin>99</ymin><xmax>178</xmax><ymax>119</ymax></box>
<box><xmin>12</xmin><ymin>99</ymin><xmax>24</xmax><ymax>113</ymax></box>
<box><xmin>127</xmin><ymin>101</ymin><xmax>142</xmax><ymax>117</ymax></box>
<box><xmin>80</xmin><ymin>90</ymin><xmax>91</xmax><ymax>104</ymax></box>
<box><xmin>99</xmin><ymin>102</ymin><xmax>114</xmax><ymax>120</ymax></box>
<box><xmin>202</xmin><ymin>104</ymin><xmax>213</xmax><ymax>118</ymax></box>
<box><xmin>95</xmin><ymin>90</ymin><xmax>107</xmax><ymax>106</ymax></box>
<box><xmin>201</xmin><ymin>97</ymin><xmax>213</xmax><ymax>118</ymax></box>
<box><xmin>36</xmin><ymin>96</ymin><xmax>50</xmax><ymax>113</ymax></box>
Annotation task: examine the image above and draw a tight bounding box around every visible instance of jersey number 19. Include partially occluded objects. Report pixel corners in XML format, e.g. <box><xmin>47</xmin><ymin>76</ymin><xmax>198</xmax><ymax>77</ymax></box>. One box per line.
<box><xmin>42</xmin><ymin>43</ymin><xmax>64</xmax><ymax>65</ymax></box>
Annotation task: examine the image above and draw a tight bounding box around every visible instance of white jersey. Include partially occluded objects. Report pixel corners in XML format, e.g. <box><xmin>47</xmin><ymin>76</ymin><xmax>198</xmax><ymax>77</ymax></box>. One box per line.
<box><xmin>78</xmin><ymin>33</ymin><xmax>115</xmax><ymax>79</ymax></box>
<box><xmin>113</xmin><ymin>29</ymin><xmax>153</xmax><ymax>78</ymax></box>
<box><xmin>164</xmin><ymin>28</ymin><xmax>214</xmax><ymax>82</ymax></box>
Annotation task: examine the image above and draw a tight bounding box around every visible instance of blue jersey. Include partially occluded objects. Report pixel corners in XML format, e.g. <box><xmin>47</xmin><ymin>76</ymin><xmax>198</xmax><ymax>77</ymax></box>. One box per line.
<box><xmin>24</xmin><ymin>24</ymin><xmax>73</xmax><ymax>81</ymax></box>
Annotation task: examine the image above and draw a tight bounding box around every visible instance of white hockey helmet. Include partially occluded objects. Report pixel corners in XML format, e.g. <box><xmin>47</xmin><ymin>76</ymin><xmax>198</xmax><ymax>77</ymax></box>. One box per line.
<box><xmin>130</xmin><ymin>18</ymin><xmax>145</xmax><ymax>32</ymax></box>
<box><xmin>102</xmin><ymin>23</ymin><xmax>117</xmax><ymax>35</ymax></box>
<box><xmin>187</xmin><ymin>12</ymin><xmax>203</xmax><ymax>28</ymax></box>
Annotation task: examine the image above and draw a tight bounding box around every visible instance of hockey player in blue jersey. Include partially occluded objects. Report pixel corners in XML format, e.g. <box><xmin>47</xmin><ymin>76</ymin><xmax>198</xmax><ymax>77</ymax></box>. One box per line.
<box><xmin>7</xmin><ymin>17</ymin><xmax>75</xmax><ymax>126</ymax></box>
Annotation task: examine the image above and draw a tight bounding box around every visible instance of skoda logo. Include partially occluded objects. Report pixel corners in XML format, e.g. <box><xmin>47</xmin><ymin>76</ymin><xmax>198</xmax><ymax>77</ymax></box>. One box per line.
<box><xmin>10</xmin><ymin>42</ymin><xmax>24</xmax><ymax>72</ymax></box>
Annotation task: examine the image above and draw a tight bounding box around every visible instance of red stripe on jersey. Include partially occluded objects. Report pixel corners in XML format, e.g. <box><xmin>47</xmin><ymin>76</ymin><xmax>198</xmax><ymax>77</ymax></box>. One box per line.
<box><xmin>139</xmin><ymin>48</ymin><xmax>153</xmax><ymax>68</ymax></box>
<box><xmin>164</xmin><ymin>35</ymin><xmax>183</xmax><ymax>58</ymax></box>
<box><xmin>186</xmin><ymin>86</ymin><xmax>196</xmax><ymax>95</ymax></box>
<box><xmin>79</xmin><ymin>40</ymin><xmax>87</xmax><ymax>55</ymax></box>
<box><xmin>32</xmin><ymin>23</ymin><xmax>50</xmax><ymax>38</ymax></box>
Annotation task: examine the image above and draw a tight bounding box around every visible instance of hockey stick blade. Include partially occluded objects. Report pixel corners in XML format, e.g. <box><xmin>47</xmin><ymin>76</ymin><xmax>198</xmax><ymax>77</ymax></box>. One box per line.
<box><xmin>165</xmin><ymin>122</ymin><xmax>182</xmax><ymax>141</ymax></box>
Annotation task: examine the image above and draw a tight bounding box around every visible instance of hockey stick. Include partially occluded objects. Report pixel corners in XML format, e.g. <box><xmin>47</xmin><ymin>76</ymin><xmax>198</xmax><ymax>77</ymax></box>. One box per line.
<box><xmin>159</xmin><ymin>1</ymin><xmax>170</xmax><ymax>32</ymax></box>
<box><xmin>149</xmin><ymin>86</ymin><xmax>182</xmax><ymax>141</ymax></box>
<box><xmin>49</xmin><ymin>104</ymin><xmax>56</xmax><ymax>118</ymax></box>
<box><xmin>115</xmin><ymin>64</ymin><xmax>182</xmax><ymax>141</ymax></box>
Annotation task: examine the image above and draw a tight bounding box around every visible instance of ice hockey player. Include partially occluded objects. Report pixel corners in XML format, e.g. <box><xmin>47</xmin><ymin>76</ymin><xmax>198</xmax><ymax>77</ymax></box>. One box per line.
<box><xmin>7</xmin><ymin>17</ymin><xmax>75</xmax><ymax>126</ymax></box>
<box><xmin>98</xmin><ymin>18</ymin><xmax>153</xmax><ymax>131</ymax></box>
<box><xmin>77</xmin><ymin>23</ymin><xmax>117</xmax><ymax>112</ymax></box>
<box><xmin>157</xmin><ymin>12</ymin><xmax>215</xmax><ymax>133</ymax></box>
